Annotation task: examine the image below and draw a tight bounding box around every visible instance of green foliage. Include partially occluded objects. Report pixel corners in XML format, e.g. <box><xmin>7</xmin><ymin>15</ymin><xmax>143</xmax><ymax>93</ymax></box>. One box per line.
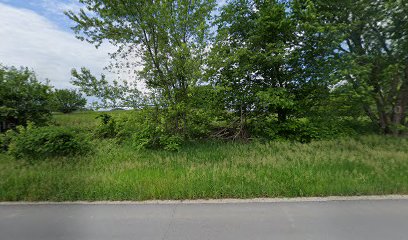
<box><xmin>250</xmin><ymin>117</ymin><xmax>317</xmax><ymax>143</ymax></box>
<box><xmin>256</xmin><ymin>88</ymin><xmax>297</xmax><ymax>123</ymax></box>
<box><xmin>0</xmin><ymin>129</ymin><xmax>18</xmax><ymax>152</ymax></box>
<box><xmin>114</xmin><ymin>109</ymin><xmax>183</xmax><ymax>151</ymax></box>
<box><xmin>67</xmin><ymin>0</ymin><xmax>216</xmax><ymax>133</ymax></box>
<box><xmin>62</xmin><ymin>0</ymin><xmax>408</xmax><ymax>142</ymax></box>
<box><xmin>158</xmin><ymin>134</ymin><xmax>183</xmax><ymax>151</ymax></box>
<box><xmin>71</xmin><ymin>68</ymin><xmax>142</xmax><ymax>109</ymax></box>
<box><xmin>0</xmin><ymin>65</ymin><xmax>52</xmax><ymax>131</ymax></box>
<box><xmin>51</xmin><ymin>89</ymin><xmax>87</xmax><ymax>113</ymax></box>
<box><xmin>1</xmin><ymin>135</ymin><xmax>408</xmax><ymax>201</ymax></box>
<box><xmin>208</xmin><ymin>0</ymin><xmax>332</xmax><ymax>136</ymax></box>
<box><xmin>273</xmin><ymin>119</ymin><xmax>318</xmax><ymax>143</ymax></box>
<box><xmin>250</xmin><ymin>114</ymin><xmax>378</xmax><ymax>143</ymax></box>
<box><xmin>2</xmin><ymin>0</ymin><xmax>408</xmax><ymax>202</ymax></box>
<box><xmin>186</xmin><ymin>108</ymin><xmax>214</xmax><ymax>138</ymax></box>
<box><xmin>309</xmin><ymin>0</ymin><xmax>408</xmax><ymax>135</ymax></box>
<box><xmin>7</xmin><ymin>125</ymin><xmax>92</xmax><ymax>160</ymax></box>
<box><xmin>95</xmin><ymin>113</ymin><xmax>117</xmax><ymax>138</ymax></box>
<box><xmin>58</xmin><ymin>0</ymin><xmax>408</xmax><ymax>146</ymax></box>
<box><xmin>54</xmin><ymin>110</ymin><xmax>184</xmax><ymax>151</ymax></box>
<box><xmin>52</xmin><ymin>111</ymin><xmax>103</xmax><ymax>131</ymax></box>
<box><xmin>186</xmin><ymin>85</ymin><xmax>227</xmax><ymax>138</ymax></box>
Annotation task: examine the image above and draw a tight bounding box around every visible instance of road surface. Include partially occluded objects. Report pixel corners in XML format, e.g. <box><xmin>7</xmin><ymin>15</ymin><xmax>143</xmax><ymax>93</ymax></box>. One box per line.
<box><xmin>1</xmin><ymin>199</ymin><xmax>408</xmax><ymax>240</ymax></box>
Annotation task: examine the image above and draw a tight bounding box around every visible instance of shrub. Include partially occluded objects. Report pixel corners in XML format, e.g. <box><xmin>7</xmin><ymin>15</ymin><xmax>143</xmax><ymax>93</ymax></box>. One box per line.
<box><xmin>0</xmin><ymin>129</ymin><xmax>17</xmax><ymax>152</ymax></box>
<box><xmin>0</xmin><ymin>66</ymin><xmax>52</xmax><ymax>132</ymax></box>
<box><xmin>8</xmin><ymin>125</ymin><xmax>92</xmax><ymax>160</ymax></box>
<box><xmin>159</xmin><ymin>134</ymin><xmax>183</xmax><ymax>151</ymax></box>
<box><xmin>250</xmin><ymin>117</ymin><xmax>320</xmax><ymax>143</ymax></box>
<box><xmin>94</xmin><ymin>114</ymin><xmax>117</xmax><ymax>138</ymax></box>
<box><xmin>115</xmin><ymin>109</ymin><xmax>183</xmax><ymax>151</ymax></box>
<box><xmin>186</xmin><ymin>108</ymin><xmax>215</xmax><ymax>139</ymax></box>
<box><xmin>250</xmin><ymin>113</ymin><xmax>379</xmax><ymax>143</ymax></box>
<box><xmin>274</xmin><ymin>119</ymin><xmax>319</xmax><ymax>143</ymax></box>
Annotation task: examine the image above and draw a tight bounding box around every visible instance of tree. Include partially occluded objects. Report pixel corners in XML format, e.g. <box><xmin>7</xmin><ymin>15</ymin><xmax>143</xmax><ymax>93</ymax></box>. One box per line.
<box><xmin>66</xmin><ymin>0</ymin><xmax>216</xmax><ymax>135</ymax></box>
<box><xmin>71</xmin><ymin>67</ymin><xmax>142</xmax><ymax>109</ymax></box>
<box><xmin>310</xmin><ymin>0</ymin><xmax>408</xmax><ymax>135</ymax></box>
<box><xmin>0</xmin><ymin>65</ymin><xmax>51</xmax><ymax>131</ymax></box>
<box><xmin>51</xmin><ymin>89</ymin><xmax>87</xmax><ymax>113</ymax></box>
<box><xmin>208</xmin><ymin>0</ymin><xmax>308</xmax><ymax>138</ymax></box>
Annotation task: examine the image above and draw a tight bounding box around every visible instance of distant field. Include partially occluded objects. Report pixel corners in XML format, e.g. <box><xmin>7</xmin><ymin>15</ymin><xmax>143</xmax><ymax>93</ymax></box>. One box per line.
<box><xmin>52</xmin><ymin>110</ymin><xmax>130</xmax><ymax>129</ymax></box>
<box><xmin>1</xmin><ymin>111</ymin><xmax>407</xmax><ymax>201</ymax></box>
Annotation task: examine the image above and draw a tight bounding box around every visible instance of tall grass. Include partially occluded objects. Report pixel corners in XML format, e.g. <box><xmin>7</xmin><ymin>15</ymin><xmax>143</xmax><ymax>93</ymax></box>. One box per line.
<box><xmin>1</xmin><ymin>135</ymin><xmax>407</xmax><ymax>201</ymax></box>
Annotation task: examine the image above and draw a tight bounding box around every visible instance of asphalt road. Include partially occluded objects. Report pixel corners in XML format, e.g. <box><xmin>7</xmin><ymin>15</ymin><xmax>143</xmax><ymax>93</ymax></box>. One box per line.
<box><xmin>1</xmin><ymin>199</ymin><xmax>408</xmax><ymax>240</ymax></box>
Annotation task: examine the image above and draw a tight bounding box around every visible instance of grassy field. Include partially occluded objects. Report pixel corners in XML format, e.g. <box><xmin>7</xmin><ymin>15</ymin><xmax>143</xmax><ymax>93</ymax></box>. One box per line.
<box><xmin>1</xmin><ymin>111</ymin><xmax>408</xmax><ymax>201</ymax></box>
<box><xmin>52</xmin><ymin>110</ymin><xmax>128</xmax><ymax>129</ymax></box>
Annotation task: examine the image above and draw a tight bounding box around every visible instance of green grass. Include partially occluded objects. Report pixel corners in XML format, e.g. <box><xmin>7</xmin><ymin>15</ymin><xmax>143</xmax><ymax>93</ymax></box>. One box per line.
<box><xmin>52</xmin><ymin>110</ymin><xmax>130</xmax><ymax>130</ymax></box>
<box><xmin>1</xmin><ymin>132</ymin><xmax>408</xmax><ymax>201</ymax></box>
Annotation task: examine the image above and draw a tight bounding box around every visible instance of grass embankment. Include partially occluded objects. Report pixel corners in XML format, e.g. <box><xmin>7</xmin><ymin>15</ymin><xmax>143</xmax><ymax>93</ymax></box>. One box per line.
<box><xmin>0</xmin><ymin>111</ymin><xmax>407</xmax><ymax>201</ymax></box>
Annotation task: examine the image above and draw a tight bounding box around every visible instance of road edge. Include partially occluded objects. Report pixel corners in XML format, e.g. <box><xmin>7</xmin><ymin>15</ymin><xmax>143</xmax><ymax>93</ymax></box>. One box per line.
<box><xmin>1</xmin><ymin>195</ymin><xmax>408</xmax><ymax>205</ymax></box>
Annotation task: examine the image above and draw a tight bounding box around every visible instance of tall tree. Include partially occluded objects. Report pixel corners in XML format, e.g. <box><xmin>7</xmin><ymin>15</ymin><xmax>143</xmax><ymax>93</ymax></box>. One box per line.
<box><xmin>311</xmin><ymin>0</ymin><xmax>408</xmax><ymax>135</ymax></box>
<box><xmin>67</xmin><ymin>0</ymin><xmax>216</xmax><ymax>134</ymax></box>
<box><xmin>0</xmin><ymin>66</ymin><xmax>51</xmax><ymax>131</ymax></box>
<box><xmin>209</xmin><ymin>0</ymin><xmax>309</xmax><ymax>138</ymax></box>
<box><xmin>51</xmin><ymin>89</ymin><xmax>87</xmax><ymax>113</ymax></box>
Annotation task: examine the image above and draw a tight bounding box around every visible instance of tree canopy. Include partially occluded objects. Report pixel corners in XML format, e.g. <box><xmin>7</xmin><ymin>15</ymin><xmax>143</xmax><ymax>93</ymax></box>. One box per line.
<box><xmin>0</xmin><ymin>66</ymin><xmax>52</xmax><ymax>131</ymax></box>
<box><xmin>67</xmin><ymin>0</ymin><xmax>216</xmax><ymax>134</ymax></box>
<box><xmin>65</xmin><ymin>0</ymin><xmax>407</xmax><ymax>139</ymax></box>
<box><xmin>0</xmin><ymin>0</ymin><xmax>406</xmax><ymax>154</ymax></box>
<box><xmin>51</xmin><ymin>89</ymin><xmax>87</xmax><ymax>113</ymax></box>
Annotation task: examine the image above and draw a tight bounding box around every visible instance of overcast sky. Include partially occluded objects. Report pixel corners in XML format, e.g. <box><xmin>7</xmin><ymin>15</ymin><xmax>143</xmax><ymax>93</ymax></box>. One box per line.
<box><xmin>0</xmin><ymin>0</ymin><xmax>225</xmax><ymax>90</ymax></box>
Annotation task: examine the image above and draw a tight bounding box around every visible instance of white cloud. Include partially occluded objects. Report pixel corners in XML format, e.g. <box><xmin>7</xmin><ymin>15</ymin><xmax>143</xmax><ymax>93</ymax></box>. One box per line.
<box><xmin>34</xmin><ymin>0</ymin><xmax>90</xmax><ymax>17</ymax></box>
<box><xmin>0</xmin><ymin>3</ymin><xmax>116</xmax><ymax>89</ymax></box>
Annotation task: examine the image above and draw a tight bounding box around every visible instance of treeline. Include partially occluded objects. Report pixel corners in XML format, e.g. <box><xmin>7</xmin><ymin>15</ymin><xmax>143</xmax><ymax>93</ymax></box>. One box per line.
<box><xmin>67</xmin><ymin>0</ymin><xmax>407</xmax><ymax>137</ymax></box>
<box><xmin>0</xmin><ymin>66</ymin><xmax>86</xmax><ymax>130</ymax></box>
<box><xmin>1</xmin><ymin>0</ymin><xmax>407</xmax><ymax>153</ymax></box>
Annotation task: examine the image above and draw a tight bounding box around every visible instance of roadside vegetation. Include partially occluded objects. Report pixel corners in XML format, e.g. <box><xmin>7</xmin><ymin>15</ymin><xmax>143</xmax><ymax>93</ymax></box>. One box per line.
<box><xmin>1</xmin><ymin>111</ymin><xmax>408</xmax><ymax>201</ymax></box>
<box><xmin>1</xmin><ymin>0</ymin><xmax>408</xmax><ymax>200</ymax></box>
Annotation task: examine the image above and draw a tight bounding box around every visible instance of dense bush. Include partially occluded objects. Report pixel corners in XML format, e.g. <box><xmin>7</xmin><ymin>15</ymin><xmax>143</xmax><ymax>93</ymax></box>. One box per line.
<box><xmin>99</xmin><ymin>108</ymin><xmax>378</xmax><ymax>150</ymax></box>
<box><xmin>250</xmin><ymin>117</ymin><xmax>318</xmax><ymax>143</ymax></box>
<box><xmin>112</xmin><ymin>109</ymin><xmax>183</xmax><ymax>151</ymax></box>
<box><xmin>0</xmin><ymin>66</ymin><xmax>52</xmax><ymax>132</ymax></box>
<box><xmin>94</xmin><ymin>114</ymin><xmax>117</xmax><ymax>138</ymax></box>
<box><xmin>0</xmin><ymin>129</ymin><xmax>18</xmax><ymax>152</ymax></box>
<box><xmin>8</xmin><ymin>125</ymin><xmax>92</xmax><ymax>160</ymax></box>
<box><xmin>250</xmin><ymin>115</ymin><xmax>378</xmax><ymax>143</ymax></box>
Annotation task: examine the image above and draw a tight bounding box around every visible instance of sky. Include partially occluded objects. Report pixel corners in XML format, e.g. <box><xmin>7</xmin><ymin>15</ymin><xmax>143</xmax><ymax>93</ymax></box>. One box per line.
<box><xmin>0</xmin><ymin>0</ymin><xmax>225</xmax><ymax>90</ymax></box>
<box><xmin>0</xmin><ymin>0</ymin><xmax>117</xmax><ymax>89</ymax></box>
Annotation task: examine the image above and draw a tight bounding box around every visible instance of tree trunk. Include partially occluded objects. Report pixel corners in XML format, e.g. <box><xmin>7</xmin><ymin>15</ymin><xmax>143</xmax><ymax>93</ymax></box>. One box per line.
<box><xmin>390</xmin><ymin>63</ymin><xmax>408</xmax><ymax>135</ymax></box>
<box><xmin>373</xmin><ymin>63</ymin><xmax>408</xmax><ymax>136</ymax></box>
<box><xmin>234</xmin><ymin>104</ymin><xmax>249</xmax><ymax>141</ymax></box>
